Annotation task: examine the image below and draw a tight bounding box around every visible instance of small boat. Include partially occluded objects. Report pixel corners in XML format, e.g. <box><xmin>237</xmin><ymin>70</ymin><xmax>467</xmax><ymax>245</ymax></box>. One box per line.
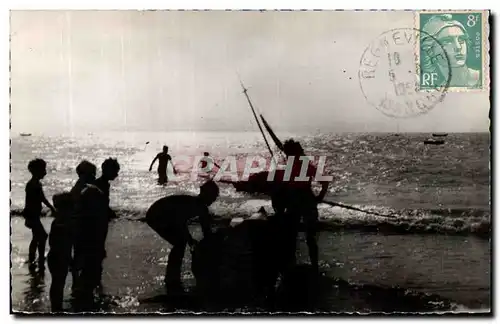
<box><xmin>19</xmin><ymin>133</ymin><xmax>32</xmax><ymax>137</ymax></box>
<box><xmin>432</xmin><ymin>133</ymin><xmax>448</xmax><ymax>137</ymax></box>
<box><xmin>393</xmin><ymin>124</ymin><xmax>401</xmax><ymax>136</ymax></box>
<box><xmin>424</xmin><ymin>139</ymin><xmax>445</xmax><ymax>145</ymax></box>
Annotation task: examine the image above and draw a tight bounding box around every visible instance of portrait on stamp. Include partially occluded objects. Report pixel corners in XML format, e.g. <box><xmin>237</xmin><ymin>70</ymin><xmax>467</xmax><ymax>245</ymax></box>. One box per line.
<box><xmin>418</xmin><ymin>12</ymin><xmax>486</xmax><ymax>90</ymax></box>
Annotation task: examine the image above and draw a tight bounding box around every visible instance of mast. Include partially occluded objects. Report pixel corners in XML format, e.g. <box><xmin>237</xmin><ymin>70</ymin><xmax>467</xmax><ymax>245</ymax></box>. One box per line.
<box><xmin>238</xmin><ymin>78</ymin><xmax>274</xmax><ymax>157</ymax></box>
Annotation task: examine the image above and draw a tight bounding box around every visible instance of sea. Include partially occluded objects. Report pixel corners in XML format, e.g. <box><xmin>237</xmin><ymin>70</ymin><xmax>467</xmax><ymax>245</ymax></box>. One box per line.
<box><xmin>10</xmin><ymin>131</ymin><xmax>491</xmax><ymax>313</ymax></box>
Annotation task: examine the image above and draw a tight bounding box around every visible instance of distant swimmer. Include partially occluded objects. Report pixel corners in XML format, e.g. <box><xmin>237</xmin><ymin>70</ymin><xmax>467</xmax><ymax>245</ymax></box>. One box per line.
<box><xmin>23</xmin><ymin>159</ymin><xmax>56</xmax><ymax>270</ymax></box>
<box><xmin>149</xmin><ymin>145</ymin><xmax>177</xmax><ymax>185</ymax></box>
<box><xmin>145</xmin><ymin>180</ymin><xmax>220</xmax><ymax>294</ymax></box>
<box><xmin>199</xmin><ymin>152</ymin><xmax>221</xmax><ymax>173</ymax></box>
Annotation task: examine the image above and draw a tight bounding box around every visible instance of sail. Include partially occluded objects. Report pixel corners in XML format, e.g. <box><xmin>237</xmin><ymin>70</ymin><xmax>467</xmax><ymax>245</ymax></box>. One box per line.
<box><xmin>260</xmin><ymin>114</ymin><xmax>284</xmax><ymax>152</ymax></box>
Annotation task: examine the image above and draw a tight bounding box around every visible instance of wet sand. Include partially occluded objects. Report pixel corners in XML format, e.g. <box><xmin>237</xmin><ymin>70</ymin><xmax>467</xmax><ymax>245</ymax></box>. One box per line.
<box><xmin>10</xmin><ymin>217</ymin><xmax>490</xmax><ymax>313</ymax></box>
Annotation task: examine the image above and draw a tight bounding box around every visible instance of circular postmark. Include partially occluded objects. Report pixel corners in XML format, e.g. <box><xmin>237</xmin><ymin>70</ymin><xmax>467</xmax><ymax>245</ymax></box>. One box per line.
<box><xmin>358</xmin><ymin>28</ymin><xmax>451</xmax><ymax>119</ymax></box>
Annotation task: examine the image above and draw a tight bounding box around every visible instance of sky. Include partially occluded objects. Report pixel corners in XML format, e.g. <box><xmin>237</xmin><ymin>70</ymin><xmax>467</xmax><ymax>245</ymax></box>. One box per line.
<box><xmin>10</xmin><ymin>10</ymin><xmax>490</xmax><ymax>133</ymax></box>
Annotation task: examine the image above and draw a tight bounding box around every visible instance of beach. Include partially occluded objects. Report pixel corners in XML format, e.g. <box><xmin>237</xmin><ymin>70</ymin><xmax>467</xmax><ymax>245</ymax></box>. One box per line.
<box><xmin>10</xmin><ymin>131</ymin><xmax>491</xmax><ymax>313</ymax></box>
<box><xmin>11</xmin><ymin>218</ymin><xmax>491</xmax><ymax>313</ymax></box>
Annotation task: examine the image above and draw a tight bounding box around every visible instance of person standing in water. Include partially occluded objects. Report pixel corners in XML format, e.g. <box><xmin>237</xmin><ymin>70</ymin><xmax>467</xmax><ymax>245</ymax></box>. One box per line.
<box><xmin>69</xmin><ymin>160</ymin><xmax>102</xmax><ymax>306</ymax></box>
<box><xmin>199</xmin><ymin>152</ymin><xmax>210</xmax><ymax>170</ymax></box>
<box><xmin>277</xmin><ymin>139</ymin><xmax>329</xmax><ymax>274</ymax></box>
<box><xmin>70</xmin><ymin>160</ymin><xmax>97</xmax><ymax>202</ymax></box>
<box><xmin>145</xmin><ymin>180</ymin><xmax>219</xmax><ymax>294</ymax></box>
<box><xmin>23</xmin><ymin>159</ymin><xmax>56</xmax><ymax>270</ymax></box>
<box><xmin>149</xmin><ymin>145</ymin><xmax>177</xmax><ymax>185</ymax></box>
<box><xmin>93</xmin><ymin>158</ymin><xmax>120</xmax><ymax>291</ymax></box>
<box><xmin>47</xmin><ymin>192</ymin><xmax>74</xmax><ymax>312</ymax></box>
<box><xmin>199</xmin><ymin>152</ymin><xmax>221</xmax><ymax>176</ymax></box>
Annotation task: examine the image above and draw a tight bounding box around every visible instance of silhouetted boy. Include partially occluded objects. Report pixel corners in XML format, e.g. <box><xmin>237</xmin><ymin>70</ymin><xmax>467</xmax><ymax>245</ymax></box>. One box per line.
<box><xmin>146</xmin><ymin>180</ymin><xmax>219</xmax><ymax>293</ymax></box>
<box><xmin>70</xmin><ymin>160</ymin><xmax>97</xmax><ymax>203</ymax></box>
<box><xmin>93</xmin><ymin>158</ymin><xmax>120</xmax><ymax>290</ymax></box>
<box><xmin>48</xmin><ymin>192</ymin><xmax>74</xmax><ymax>312</ymax></box>
<box><xmin>70</xmin><ymin>160</ymin><xmax>102</xmax><ymax>304</ymax></box>
<box><xmin>23</xmin><ymin>158</ymin><xmax>56</xmax><ymax>269</ymax></box>
<box><xmin>277</xmin><ymin>139</ymin><xmax>329</xmax><ymax>274</ymax></box>
<box><xmin>149</xmin><ymin>145</ymin><xmax>177</xmax><ymax>185</ymax></box>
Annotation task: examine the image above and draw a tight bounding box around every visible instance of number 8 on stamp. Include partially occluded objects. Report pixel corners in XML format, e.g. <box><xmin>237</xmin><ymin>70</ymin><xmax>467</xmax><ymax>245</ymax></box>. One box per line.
<box><xmin>416</xmin><ymin>10</ymin><xmax>489</xmax><ymax>91</ymax></box>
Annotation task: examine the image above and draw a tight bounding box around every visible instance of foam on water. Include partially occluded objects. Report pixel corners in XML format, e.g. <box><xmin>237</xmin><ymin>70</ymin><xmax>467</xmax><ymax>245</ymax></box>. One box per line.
<box><xmin>10</xmin><ymin>196</ymin><xmax>490</xmax><ymax>237</ymax></box>
<box><xmin>10</xmin><ymin>132</ymin><xmax>490</xmax><ymax>239</ymax></box>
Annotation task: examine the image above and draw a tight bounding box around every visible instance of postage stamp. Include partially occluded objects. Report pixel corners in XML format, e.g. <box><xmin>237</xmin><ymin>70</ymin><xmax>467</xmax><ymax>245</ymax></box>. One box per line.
<box><xmin>416</xmin><ymin>10</ymin><xmax>489</xmax><ymax>91</ymax></box>
<box><xmin>358</xmin><ymin>28</ymin><xmax>450</xmax><ymax>119</ymax></box>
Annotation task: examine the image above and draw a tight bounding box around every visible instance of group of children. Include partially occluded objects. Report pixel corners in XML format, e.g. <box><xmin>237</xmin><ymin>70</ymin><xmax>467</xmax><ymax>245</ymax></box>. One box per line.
<box><xmin>21</xmin><ymin>138</ymin><xmax>329</xmax><ymax>311</ymax></box>
<box><xmin>22</xmin><ymin>152</ymin><xmax>221</xmax><ymax>312</ymax></box>
<box><xmin>144</xmin><ymin>139</ymin><xmax>330</xmax><ymax>296</ymax></box>
<box><xmin>22</xmin><ymin>157</ymin><xmax>120</xmax><ymax>311</ymax></box>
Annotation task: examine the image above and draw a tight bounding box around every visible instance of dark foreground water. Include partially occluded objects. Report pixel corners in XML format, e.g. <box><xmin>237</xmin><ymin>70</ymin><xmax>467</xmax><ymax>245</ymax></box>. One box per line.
<box><xmin>11</xmin><ymin>217</ymin><xmax>490</xmax><ymax>313</ymax></box>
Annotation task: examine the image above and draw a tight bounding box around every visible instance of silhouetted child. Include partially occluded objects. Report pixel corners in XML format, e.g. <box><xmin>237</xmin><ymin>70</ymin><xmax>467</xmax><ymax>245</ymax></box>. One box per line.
<box><xmin>70</xmin><ymin>160</ymin><xmax>97</xmax><ymax>203</ymax></box>
<box><xmin>93</xmin><ymin>158</ymin><xmax>120</xmax><ymax>291</ymax></box>
<box><xmin>23</xmin><ymin>158</ymin><xmax>56</xmax><ymax>269</ymax></box>
<box><xmin>48</xmin><ymin>192</ymin><xmax>74</xmax><ymax>312</ymax></box>
<box><xmin>70</xmin><ymin>160</ymin><xmax>101</xmax><ymax>304</ymax></box>
<box><xmin>277</xmin><ymin>139</ymin><xmax>329</xmax><ymax>274</ymax></box>
<box><xmin>146</xmin><ymin>180</ymin><xmax>219</xmax><ymax>293</ymax></box>
<box><xmin>77</xmin><ymin>181</ymin><xmax>107</xmax><ymax>307</ymax></box>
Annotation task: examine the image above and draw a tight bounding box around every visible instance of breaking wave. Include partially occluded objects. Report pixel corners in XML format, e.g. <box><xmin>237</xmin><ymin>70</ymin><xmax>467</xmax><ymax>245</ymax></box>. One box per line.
<box><xmin>10</xmin><ymin>200</ymin><xmax>490</xmax><ymax>239</ymax></box>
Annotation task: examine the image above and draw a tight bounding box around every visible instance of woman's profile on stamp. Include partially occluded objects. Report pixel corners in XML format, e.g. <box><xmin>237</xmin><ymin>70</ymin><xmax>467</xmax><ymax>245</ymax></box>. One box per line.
<box><xmin>421</xmin><ymin>14</ymin><xmax>481</xmax><ymax>89</ymax></box>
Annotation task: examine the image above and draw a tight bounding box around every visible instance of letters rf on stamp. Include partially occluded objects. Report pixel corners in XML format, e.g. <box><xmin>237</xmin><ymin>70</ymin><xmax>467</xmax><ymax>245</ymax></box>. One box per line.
<box><xmin>416</xmin><ymin>10</ymin><xmax>489</xmax><ymax>91</ymax></box>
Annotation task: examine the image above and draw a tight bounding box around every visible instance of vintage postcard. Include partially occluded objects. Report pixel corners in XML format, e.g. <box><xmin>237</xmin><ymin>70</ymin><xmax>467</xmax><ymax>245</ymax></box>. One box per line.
<box><xmin>10</xmin><ymin>10</ymin><xmax>491</xmax><ymax>315</ymax></box>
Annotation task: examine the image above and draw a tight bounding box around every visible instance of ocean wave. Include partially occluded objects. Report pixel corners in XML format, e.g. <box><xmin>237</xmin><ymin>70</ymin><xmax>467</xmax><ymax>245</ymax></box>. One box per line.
<box><xmin>10</xmin><ymin>201</ymin><xmax>490</xmax><ymax>239</ymax></box>
<box><xmin>315</xmin><ymin>204</ymin><xmax>490</xmax><ymax>238</ymax></box>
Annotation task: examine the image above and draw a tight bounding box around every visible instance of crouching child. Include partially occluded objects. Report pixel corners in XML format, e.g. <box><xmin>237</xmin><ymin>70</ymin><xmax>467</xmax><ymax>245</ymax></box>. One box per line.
<box><xmin>146</xmin><ymin>180</ymin><xmax>220</xmax><ymax>294</ymax></box>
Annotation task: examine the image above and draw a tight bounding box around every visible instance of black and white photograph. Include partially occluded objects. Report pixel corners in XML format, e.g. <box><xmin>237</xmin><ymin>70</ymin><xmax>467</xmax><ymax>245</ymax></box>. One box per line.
<box><xmin>9</xmin><ymin>9</ymin><xmax>491</xmax><ymax>314</ymax></box>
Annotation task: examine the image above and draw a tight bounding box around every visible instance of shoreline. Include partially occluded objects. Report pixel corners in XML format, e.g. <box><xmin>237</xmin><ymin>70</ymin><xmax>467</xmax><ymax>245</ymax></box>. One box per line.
<box><xmin>9</xmin><ymin>210</ymin><xmax>491</xmax><ymax>240</ymax></box>
<box><xmin>11</xmin><ymin>217</ymin><xmax>491</xmax><ymax>313</ymax></box>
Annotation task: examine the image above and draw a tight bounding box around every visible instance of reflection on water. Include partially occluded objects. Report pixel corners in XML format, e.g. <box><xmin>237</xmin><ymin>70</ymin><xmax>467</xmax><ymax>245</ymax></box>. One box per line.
<box><xmin>10</xmin><ymin>132</ymin><xmax>490</xmax><ymax>214</ymax></box>
<box><xmin>22</xmin><ymin>267</ymin><xmax>46</xmax><ymax>313</ymax></box>
<box><xmin>11</xmin><ymin>219</ymin><xmax>490</xmax><ymax>313</ymax></box>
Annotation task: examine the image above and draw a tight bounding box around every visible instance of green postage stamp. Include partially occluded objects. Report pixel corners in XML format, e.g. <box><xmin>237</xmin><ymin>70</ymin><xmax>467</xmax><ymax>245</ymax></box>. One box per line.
<box><xmin>416</xmin><ymin>10</ymin><xmax>489</xmax><ymax>91</ymax></box>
